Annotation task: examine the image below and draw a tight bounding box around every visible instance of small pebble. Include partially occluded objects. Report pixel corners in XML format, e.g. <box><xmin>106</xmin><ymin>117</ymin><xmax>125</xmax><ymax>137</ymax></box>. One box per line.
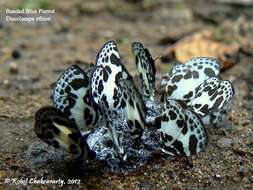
<box><xmin>12</xmin><ymin>49</ymin><xmax>21</xmax><ymax>59</ymax></box>
<box><xmin>217</xmin><ymin>138</ymin><xmax>233</xmax><ymax>148</ymax></box>
<box><xmin>0</xmin><ymin>170</ymin><xmax>6</xmax><ymax>178</ymax></box>
<box><xmin>9</xmin><ymin>62</ymin><xmax>19</xmax><ymax>74</ymax></box>
<box><xmin>3</xmin><ymin>79</ymin><xmax>10</xmax><ymax>89</ymax></box>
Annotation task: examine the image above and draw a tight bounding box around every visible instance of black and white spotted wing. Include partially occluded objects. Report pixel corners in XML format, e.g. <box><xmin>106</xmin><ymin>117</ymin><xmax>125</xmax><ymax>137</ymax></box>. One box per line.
<box><xmin>91</xmin><ymin>40</ymin><xmax>146</xmax><ymax>134</ymax></box>
<box><xmin>119</xmin><ymin>77</ymin><xmax>146</xmax><ymax>139</ymax></box>
<box><xmin>53</xmin><ymin>65</ymin><xmax>100</xmax><ymax>130</ymax></box>
<box><xmin>132</xmin><ymin>42</ymin><xmax>156</xmax><ymax>99</ymax></box>
<box><xmin>190</xmin><ymin>77</ymin><xmax>234</xmax><ymax>117</ymax></box>
<box><xmin>95</xmin><ymin>40</ymin><xmax>131</xmax><ymax>81</ymax></box>
<box><xmin>158</xmin><ymin>99</ymin><xmax>207</xmax><ymax>157</ymax></box>
<box><xmin>158</xmin><ymin>99</ymin><xmax>187</xmax><ymax>147</ymax></box>
<box><xmin>34</xmin><ymin>106</ymin><xmax>95</xmax><ymax>160</ymax></box>
<box><xmin>185</xmin><ymin>57</ymin><xmax>220</xmax><ymax>77</ymax></box>
<box><xmin>90</xmin><ymin>41</ymin><xmax>146</xmax><ymax>159</ymax></box>
<box><xmin>201</xmin><ymin>102</ymin><xmax>232</xmax><ymax>126</ymax></box>
<box><xmin>162</xmin><ymin>57</ymin><xmax>220</xmax><ymax>103</ymax></box>
<box><xmin>91</xmin><ymin>41</ymin><xmax>130</xmax><ymax>110</ymax></box>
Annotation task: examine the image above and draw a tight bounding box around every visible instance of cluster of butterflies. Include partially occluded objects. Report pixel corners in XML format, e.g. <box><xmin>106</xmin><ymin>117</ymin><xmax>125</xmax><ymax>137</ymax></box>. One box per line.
<box><xmin>34</xmin><ymin>40</ymin><xmax>234</xmax><ymax>167</ymax></box>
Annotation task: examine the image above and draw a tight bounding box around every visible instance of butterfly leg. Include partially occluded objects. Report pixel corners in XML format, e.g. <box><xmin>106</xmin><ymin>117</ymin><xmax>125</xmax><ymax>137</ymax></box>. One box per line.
<box><xmin>185</xmin><ymin>156</ymin><xmax>193</xmax><ymax>168</ymax></box>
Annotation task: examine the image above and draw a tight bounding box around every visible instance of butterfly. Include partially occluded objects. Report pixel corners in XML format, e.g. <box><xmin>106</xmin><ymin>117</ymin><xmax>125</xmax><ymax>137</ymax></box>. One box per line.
<box><xmin>35</xmin><ymin>65</ymin><xmax>100</xmax><ymax>160</ymax></box>
<box><xmin>130</xmin><ymin>47</ymin><xmax>208</xmax><ymax>159</ymax></box>
<box><xmin>161</xmin><ymin>57</ymin><xmax>234</xmax><ymax>126</ymax></box>
<box><xmin>34</xmin><ymin>106</ymin><xmax>95</xmax><ymax>160</ymax></box>
<box><xmin>90</xmin><ymin>41</ymin><xmax>146</xmax><ymax>160</ymax></box>
<box><xmin>132</xmin><ymin>42</ymin><xmax>156</xmax><ymax>100</ymax></box>
<box><xmin>53</xmin><ymin>64</ymin><xmax>100</xmax><ymax>130</ymax></box>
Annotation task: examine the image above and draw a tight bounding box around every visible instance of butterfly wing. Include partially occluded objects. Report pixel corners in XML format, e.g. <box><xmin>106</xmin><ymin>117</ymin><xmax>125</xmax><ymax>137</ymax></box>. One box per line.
<box><xmin>185</xmin><ymin>57</ymin><xmax>220</xmax><ymax>79</ymax></box>
<box><xmin>190</xmin><ymin>77</ymin><xmax>234</xmax><ymax>117</ymax></box>
<box><xmin>162</xmin><ymin>64</ymin><xmax>200</xmax><ymax>103</ymax></box>
<box><xmin>158</xmin><ymin>99</ymin><xmax>187</xmax><ymax>147</ymax></box>
<box><xmin>201</xmin><ymin>102</ymin><xmax>232</xmax><ymax>126</ymax></box>
<box><xmin>163</xmin><ymin>57</ymin><xmax>233</xmax><ymax>125</ymax></box>
<box><xmin>162</xmin><ymin>57</ymin><xmax>221</xmax><ymax>103</ymax></box>
<box><xmin>119</xmin><ymin>78</ymin><xmax>146</xmax><ymax>139</ymax></box>
<box><xmin>53</xmin><ymin>65</ymin><xmax>99</xmax><ymax>130</ymax></box>
<box><xmin>132</xmin><ymin>42</ymin><xmax>156</xmax><ymax>99</ymax></box>
<box><xmin>34</xmin><ymin>106</ymin><xmax>94</xmax><ymax>159</ymax></box>
<box><xmin>169</xmin><ymin>108</ymin><xmax>207</xmax><ymax>156</ymax></box>
<box><xmin>158</xmin><ymin>99</ymin><xmax>207</xmax><ymax>157</ymax></box>
<box><xmin>90</xmin><ymin>41</ymin><xmax>146</xmax><ymax>159</ymax></box>
<box><xmin>91</xmin><ymin>41</ymin><xmax>146</xmax><ymax>134</ymax></box>
<box><xmin>95</xmin><ymin>40</ymin><xmax>131</xmax><ymax>82</ymax></box>
<box><xmin>91</xmin><ymin>41</ymin><xmax>129</xmax><ymax>110</ymax></box>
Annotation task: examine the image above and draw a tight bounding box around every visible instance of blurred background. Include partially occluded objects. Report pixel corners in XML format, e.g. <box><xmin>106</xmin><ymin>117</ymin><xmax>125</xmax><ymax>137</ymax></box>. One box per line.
<box><xmin>0</xmin><ymin>0</ymin><xmax>253</xmax><ymax>189</ymax></box>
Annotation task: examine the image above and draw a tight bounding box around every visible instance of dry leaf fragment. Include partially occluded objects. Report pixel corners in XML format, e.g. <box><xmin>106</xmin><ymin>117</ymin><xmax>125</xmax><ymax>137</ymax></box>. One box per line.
<box><xmin>162</xmin><ymin>30</ymin><xmax>240</xmax><ymax>70</ymax></box>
